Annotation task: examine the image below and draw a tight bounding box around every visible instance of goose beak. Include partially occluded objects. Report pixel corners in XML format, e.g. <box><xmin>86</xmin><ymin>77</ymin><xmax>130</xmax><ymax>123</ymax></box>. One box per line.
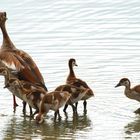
<box><xmin>3</xmin><ymin>12</ymin><xmax>8</xmax><ymax>20</ymax></box>
<box><xmin>75</xmin><ymin>62</ymin><xmax>78</xmax><ymax>66</ymax></box>
<box><xmin>115</xmin><ymin>83</ymin><xmax>121</xmax><ymax>88</ymax></box>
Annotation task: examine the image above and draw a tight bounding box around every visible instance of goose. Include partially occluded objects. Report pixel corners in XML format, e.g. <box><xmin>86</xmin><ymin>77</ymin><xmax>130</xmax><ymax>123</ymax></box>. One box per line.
<box><xmin>0</xmin><ymin>67</ymin><xmax>18</xmax><ymax>108</ymax></box>
<box><xmin>66</xmin><ymin>58</ymin><xmax>94</xmax><ymax>112</ymax></box>
<box><xmin>0</xmin><ymin>67</ymin><xmax>33</xmax><ymax>113</ymax></box>
<box><xmin>55</xmin><ymin>84</ymin><xmax>89</xmax><ymax>113</ymax></box>
<box><xmin>5</xmin><ymin>77</ymin><xmax>47</xmax><ymax>116</ymax></box>
<box><xmin>115</xmin><ymin>78</ymin><xmax>140</xmax><ymax>113</ymax></box>
<box><xmin>0</xmin><ymin>67</ymin><xmax>34</xmax><ymax>115</ymax></box>
<box><xmin>0</xmin><ymin>12</ymin><xmax>47</xmax><ymax>109</ymax></box>
<box><xmin>35</xmin><ymin>91</ymin><xmax>71</xmax><ymax>124</ymax></box>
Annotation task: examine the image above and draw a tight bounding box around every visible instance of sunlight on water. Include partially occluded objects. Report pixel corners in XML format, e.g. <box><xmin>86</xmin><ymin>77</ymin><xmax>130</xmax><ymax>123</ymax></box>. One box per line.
<box><xmin>1</xmin><ymin>0</ymin><xmax>140</xmax><ymax>139</ymax></box>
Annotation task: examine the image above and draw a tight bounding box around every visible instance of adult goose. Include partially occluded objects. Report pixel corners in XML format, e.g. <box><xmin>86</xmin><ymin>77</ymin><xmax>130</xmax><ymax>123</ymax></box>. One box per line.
<box><xmin>66</xmin><ymin>58</ymin><xmax>94</xmax><ymax>112</ymax></box>
<box><xmin>0</xmin><ymin>11</ymin><xmax>47</xmax><ymax>109</ymax></box>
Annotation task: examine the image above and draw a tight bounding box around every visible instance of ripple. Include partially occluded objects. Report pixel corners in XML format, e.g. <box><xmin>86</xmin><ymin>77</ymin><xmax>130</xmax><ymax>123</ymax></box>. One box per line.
<box><xmin>1</xmin><ymin>0</ymin><xmax>140</xmax><ymax>139</ymax></box>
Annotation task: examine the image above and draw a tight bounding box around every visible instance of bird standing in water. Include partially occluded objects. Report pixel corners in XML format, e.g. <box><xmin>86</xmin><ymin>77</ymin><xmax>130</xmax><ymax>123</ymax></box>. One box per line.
<box><xmin>0</xmin><ymin>11</ymin><xmax>47</xmax><ymax>111</ymax></box>
<box><xmin>66</xmin><ymin>58</ymin><xmax>94</xmax><ymax>112</ymax></box>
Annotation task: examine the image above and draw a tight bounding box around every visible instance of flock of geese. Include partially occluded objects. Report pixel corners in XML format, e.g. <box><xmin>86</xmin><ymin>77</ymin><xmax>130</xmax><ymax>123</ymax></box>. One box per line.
<box><xmin>0</xmin><ymin>12</ymin><xmax>94</xmax><ymax>124</ymax></box>
<box><xmin>1</xmin><ymin>11</ymin><xmax>140</xmax><ymax>124</ymax></box>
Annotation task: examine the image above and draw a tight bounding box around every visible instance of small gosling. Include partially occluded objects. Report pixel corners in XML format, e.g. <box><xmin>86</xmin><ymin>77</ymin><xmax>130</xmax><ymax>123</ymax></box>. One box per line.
<box><xmin>66</xmin><ymin>58</ymin><xmax>94</xmax><ymax>111</ymax></box>
<box><xmin>55</xmin><ymin>84</ymin><xmax>89</xmax><ymax>113</ymax></box>
<box><xmin>5</xmin><ymin>78</ymin><xmax>47</xmax><ymax>116</ymax></box>
<box><xmin>35</xmin><ymin>91</ymin><xmax>71</xmax><ymax>124</ymax></box>
<box><xmin>115</xmin><ymin>78</ymin><xmax>140</xmax><ymax>113</ymax></box>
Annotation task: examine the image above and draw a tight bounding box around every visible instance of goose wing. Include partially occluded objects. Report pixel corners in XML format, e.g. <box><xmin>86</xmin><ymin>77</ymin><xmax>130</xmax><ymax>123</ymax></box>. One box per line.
<box><xmin>13</xmin><ymin>49</ymin><xmax>45</xmax><ymax>84</ymax></box>
<box><xmin>132</xmin><ymin>85</ymin><xmax>140</xmax><ymax>94</ymax></box>
<box><xmin>0</xmin><ymin>49</ymin><xmax>47</xmax><ymax>90</ymax></box>
<box><xmin>0</xmin><ymin>50</ymin><xmax>24</xmax><ymax>70</ymax></box>
<box><xmin>70</xmin><ymin>78</ymin><xmax>89</xmax><ymax>89</ymax></box>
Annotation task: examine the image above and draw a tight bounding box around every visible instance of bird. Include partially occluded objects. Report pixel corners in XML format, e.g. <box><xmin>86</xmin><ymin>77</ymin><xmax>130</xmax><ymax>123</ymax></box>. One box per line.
<box><xmin>66</xmin><ymin>58</ymin><xmax>94</xmax><ymax>112</ymax></box>
<box><xmin>35</xmin><ymin>91</ymin><xmax>71</xmax><ymax>124</ymax></box>
<box><xmin>115</xmin><ymin>78</ymin><xmax>140</xmax><ymax>113</ymax></box>
<box><xmin>0</xmin><ymin>67</ymin><xmax>18</xmax><ymax>108</ymax></box>
<box><xmin>0</xmin><ymin>67</ymin><xmax>21</xmax><ymax>96</ymax></box>
<box><xmin>55</xmin><ymin>84</ymin><xmax>90</xmax><ymax>113</ymax></box>
<box><xmin>0</xmin><ymin>11</ymin><xmax>47</xmax><ymax>109</ymax></box>
<box><xmin>0</xmin><ymin>67</ymin><xmax>33</xmax><ymax>114</ymax></box>
<box><xmin>4</xmin><ymin>77</ymin><xmax>47</xmax><ymax>116</ymax></box>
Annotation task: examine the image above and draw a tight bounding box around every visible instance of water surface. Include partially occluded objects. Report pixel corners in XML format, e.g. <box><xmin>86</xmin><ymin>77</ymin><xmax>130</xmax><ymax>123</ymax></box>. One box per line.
<box><xmin>1</xmin><ymin>0</ymin><xmax>140</xmax><ymax>139</ymax></box>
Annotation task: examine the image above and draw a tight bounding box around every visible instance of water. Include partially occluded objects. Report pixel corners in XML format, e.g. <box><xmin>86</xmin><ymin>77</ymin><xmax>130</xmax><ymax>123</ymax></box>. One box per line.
<box><xmin>0</xmin><ymin>0</ymin><xmax>140</xmax><ymax>139</ymax></box>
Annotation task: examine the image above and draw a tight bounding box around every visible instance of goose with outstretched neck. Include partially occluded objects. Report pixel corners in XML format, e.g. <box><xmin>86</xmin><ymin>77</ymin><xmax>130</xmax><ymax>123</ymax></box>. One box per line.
<box><xmin>66</xmin><ymin>58</ymin><xmax>94</xmax><ymax>112</ymax></box>
<box><xmin>0</xmin><ymin>11</ymin><xmax>47</xmax><ymax>109</ymax></box>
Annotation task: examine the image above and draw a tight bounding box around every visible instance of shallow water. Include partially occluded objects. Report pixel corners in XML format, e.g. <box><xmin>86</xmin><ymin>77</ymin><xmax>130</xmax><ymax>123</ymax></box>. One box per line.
<box><xmin>1</xmin><ymin>0</ymin><xmax>140</xmax><ymax>139</ymax></box>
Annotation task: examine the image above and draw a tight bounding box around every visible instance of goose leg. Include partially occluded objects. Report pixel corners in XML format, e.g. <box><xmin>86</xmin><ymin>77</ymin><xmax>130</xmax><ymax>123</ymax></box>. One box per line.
<box><xmin>23</xmin><ymin>101</ymin><xmax>26</xmax><ymax>115</ymax></box>
<box><xmin>71</xmin><ymin>104</ymin><xmax>76</xmax><ymax>113</ymax></box>
<box><xmin>75</xmin><ymin>102</ymin><xmax>78</xmax><ymax>110</ymax></box>
<box><xmin>54</xmin><ymin>110</ymin><xmax>61</xmax><ymax>121</ymax></box>
<box><xmin>29</xmin><ymin>105</ymin><xmax>33</xmax><ymax>116</ymax></box>
<box><xmin>54</xmin><ymin>111</ymin><xmax>57</xmax><ymax>120</ymax></box>
<box><xmin>57</xmin><ymin>110</ymin><xmax>61</xmax><ymax>120</ymax></box>
<box><xmin>63</xmin><ymin>104</ymin><xmax>68</xmax><ymax>113</ymax></box>
<box><xmin>13</xmin><ymin>95</ymin><xmax>18</xmax><ymax>108</ymax></box>
<box><xmin>83</xmin><ymin>100</ymin><xmax>87</xmax><ymax>113</ymax></box>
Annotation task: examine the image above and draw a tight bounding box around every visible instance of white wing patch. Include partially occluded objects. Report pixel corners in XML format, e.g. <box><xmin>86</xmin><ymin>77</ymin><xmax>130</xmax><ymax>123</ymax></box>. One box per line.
<box><xmin>2</xmin><ymin>61</ymin><xmax>17</xmax><ymax>70</ymax></box>
<box><xmin>80</xmin><ymin>86</ymin><xmax>85</xmax><ymax>89</ymax></box>
<box><xmin>71</xmin><ymin>87</ymin><xmax>76</xmax><ymax>92</ymax></box>
<box><xmin>60</xmin><ymin>92</ymin><xmax>65</xmax><ymax>98</ymax></box>
<box><xmin>31</xmin><ymin>86</ymin><xmax>36</xmax><ymax>90</ymax></box>
<box><xmin>40</xmin><ymin>93</ymin><xmax>45</xmax><ymax>99</ymax></box>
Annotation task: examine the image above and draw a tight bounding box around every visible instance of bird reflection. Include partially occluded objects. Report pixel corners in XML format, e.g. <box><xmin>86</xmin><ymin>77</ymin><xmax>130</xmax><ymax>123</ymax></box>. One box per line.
<box><xmin>37</xmin><ymin>112</ymin><xmax>91</xmax><ymax>139</ymax></box>
<box><xmin>124</xmin><ymin>116</ymin><xmax>140</xmax><ymax>137</ymax></box>
<box><xmin>2</xmin><ymin>112</ymin><xmax>91</xmax><ymax>139</ymax></box>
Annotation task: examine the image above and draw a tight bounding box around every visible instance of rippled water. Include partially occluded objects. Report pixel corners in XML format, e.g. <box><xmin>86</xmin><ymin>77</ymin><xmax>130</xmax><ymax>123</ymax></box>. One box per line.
<box><xmin>1</xmin><ymin>0</ymin><xmax>140</xmax><ymax>139</ymax></box>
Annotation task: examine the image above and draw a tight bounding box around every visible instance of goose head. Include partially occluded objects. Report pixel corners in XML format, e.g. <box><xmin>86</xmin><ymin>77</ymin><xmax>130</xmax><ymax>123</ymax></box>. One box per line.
<box><xmin>35</xmin><ymin>113</ymin><xmax>44</xmax><ymax>124</ymax></box>
<box><xmin>0</xmin><ymin>67</ymin><xmax>8</xmax><ymax>76</ymax></box>
<box><xmin>4</xmin><ymin>78</ymin><xmax>21</xmax><ymax>88</ymax></box>
<box><xmin>69</xmin><ymin>58</ymin><xmax>78</xmax><ymax>68</ymax></box>
<box><xmin>115</xmin><ymin>78</ymin><xmax>131</xmax><ymax>88</ymax></box>
<box><xmin>0</xmin><ymin>12</ymin><xmax>7</xmax><ymax>26</ymax></box>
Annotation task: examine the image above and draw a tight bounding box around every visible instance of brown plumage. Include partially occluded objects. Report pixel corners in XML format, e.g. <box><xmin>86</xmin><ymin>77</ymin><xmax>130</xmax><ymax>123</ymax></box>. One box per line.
<box><xmin>115</xmin><ymin>78</ymin><xmax>140</xmax><ymax>113</ymax></box>
<box><xmin>0</xmin><ymin>12</ymin><xmax>47</xmax><ymax>109</ymax></box>
<box><xmin>0</xmin><ymin>67</ymin><xmax>19</xmax><ymax>108</ymax></box>
<box><xmin>66</xmin><ymin>58</ymin><xmax>94</xmax><ymax>112</ymax></box>
<box><xmin>55</xmin><ymin>84</ymin><xmax>89</xmax><ymax>113</ymax></box>
<box><xmin>35</xmin><ymin>91</ymin><xmax>71</xmax><ymax>123</ymax></box>
<box><xmin>5</xmin><ymin>77</ymin><xmax>47</xmax><ymax>116</ymax></box>
<box><xmin>115</xmin><ymin>78</ymin><xmax>140</xmax><ymax>100</ymax></box>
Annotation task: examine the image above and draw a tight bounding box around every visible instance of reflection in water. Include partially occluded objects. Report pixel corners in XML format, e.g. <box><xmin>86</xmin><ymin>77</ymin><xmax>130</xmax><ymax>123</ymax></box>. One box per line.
<box><xmin>1</xmin><ymin>0</ymin><xmax>140</xmax><ymax>139</ymax></box>
<box><xmin>2</xmin><ymin>112</ymin><xmax>91</xmax><ymax>139</ymax></box>
<box><xmin>3</xmin><ymin>115</ymin><xmax>33</xmax><ymax>139</ymax></box>
<box><xmin>124</xmin><ymin>115</ymin><xmax>140</xmax><ymax>139</ymax></box>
